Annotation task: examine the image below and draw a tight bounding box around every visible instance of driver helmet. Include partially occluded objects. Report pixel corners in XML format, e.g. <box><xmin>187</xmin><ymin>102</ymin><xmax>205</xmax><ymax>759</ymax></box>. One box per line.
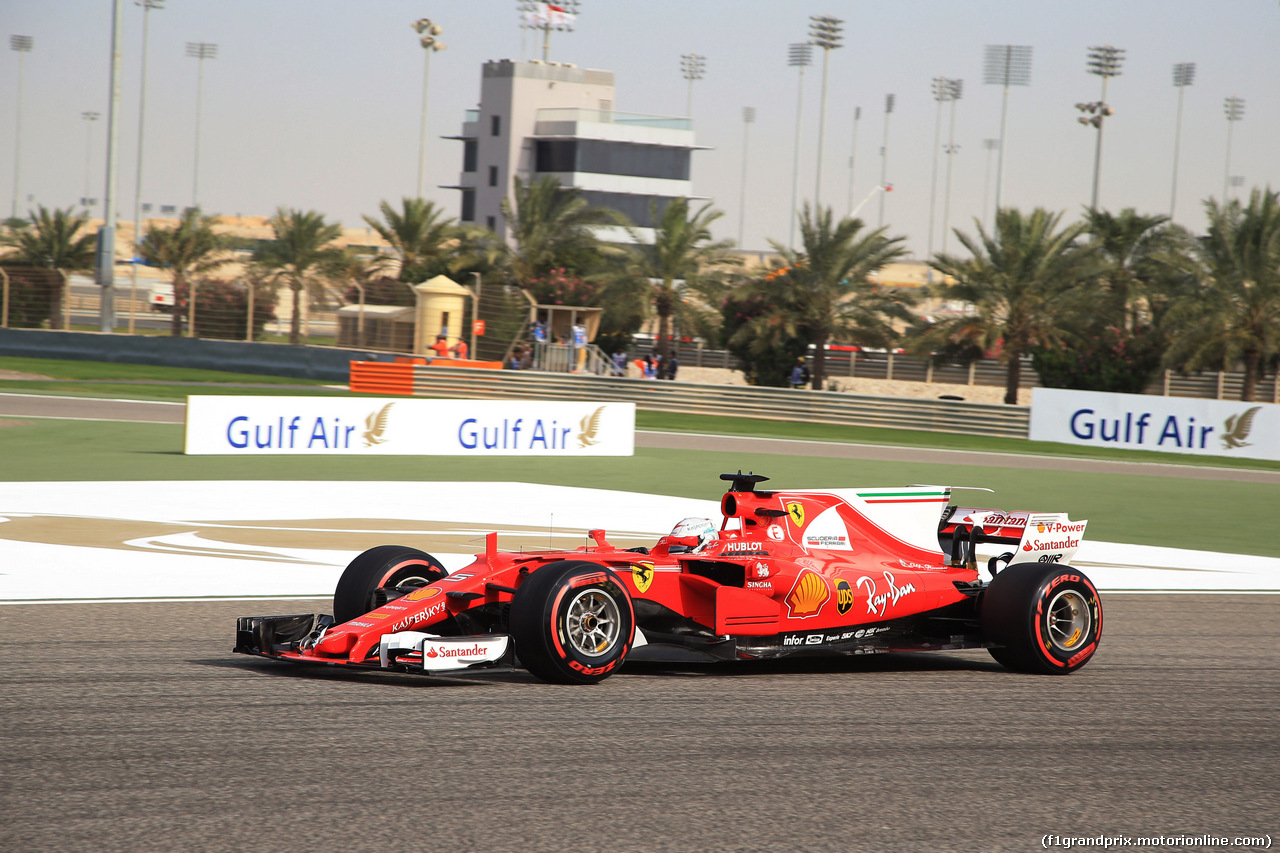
<box><xmin>668</xmin><ymin>517</ymin><xmax>718</xmax><ymax>553</ymax></box>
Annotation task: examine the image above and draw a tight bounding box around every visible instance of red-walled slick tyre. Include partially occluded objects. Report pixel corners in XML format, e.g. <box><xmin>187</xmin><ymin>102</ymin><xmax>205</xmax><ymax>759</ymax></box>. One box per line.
<box><xmin>981</xmin><ymin>563</ymin><xmax>1102</xmax><ymax>675</ymax></box>
<box><xmin>509</xmin><ymin>560</ymin><xmax>635</xmax><ymax>685</ymax></box>
<box><xmin>333</xmin><ymin>545</ymin><xmax>447</xmax><ymax>625</ymax></box>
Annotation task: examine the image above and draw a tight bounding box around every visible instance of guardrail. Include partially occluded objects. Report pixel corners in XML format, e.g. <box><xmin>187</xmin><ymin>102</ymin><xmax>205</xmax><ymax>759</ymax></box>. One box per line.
<box><xmin>350</xmin><ymin>363</ymin><xmax>1031</xmax><ymax>439</ymax></box>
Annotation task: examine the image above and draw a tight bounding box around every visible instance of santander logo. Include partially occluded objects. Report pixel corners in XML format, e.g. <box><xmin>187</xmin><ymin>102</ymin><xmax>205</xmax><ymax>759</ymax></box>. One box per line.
<box><xmin>425</xmin><ymin>644</ymin><xmax>489</xmax><ymax>658</ymax></box>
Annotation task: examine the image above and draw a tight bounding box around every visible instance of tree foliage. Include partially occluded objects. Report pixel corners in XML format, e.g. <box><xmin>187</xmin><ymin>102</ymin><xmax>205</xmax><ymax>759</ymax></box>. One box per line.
<box><xmin>362</xmin><ymin>198</ymin><xmax>459</xmax><ymax>282</ymax></box>
<box><xmin>501</xmin><ymin>176</ymin><xmax>619</xmax><ymax>283</ymax></box>
<box><xmin>1162</xmin><ymin>188</ymin><xmax>1280</xmax><ymax>401</ymax></box>
<box><xmin>733</xmin><ymin>205</ymin><xmax>909</xmax><ymax>389</ymax></box>
<box><xmin>253</xmin><ymin>208</ymin><xmax>345</xmax><ymax>345</ymax></box>
<box><xmin>138</xmin><ymin>208</ymin><xmax>230</xmax><ymax>336</ymax></box>
<box><xmin>924</xmin><ymin>207</ymin><xmax>1101</xmax><ymax>403</ymax></box>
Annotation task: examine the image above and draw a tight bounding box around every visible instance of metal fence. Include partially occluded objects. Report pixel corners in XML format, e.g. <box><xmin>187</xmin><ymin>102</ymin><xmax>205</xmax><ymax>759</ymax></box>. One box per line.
<box><xmin>392</xmin><ymin>365</ymin><xmax>1032</xmax><ymax>439</ymax></box>
<box><xmin>660</xmin><ymin>339</ymin><xmax>1280</xmax><ymax>402</ymax></box>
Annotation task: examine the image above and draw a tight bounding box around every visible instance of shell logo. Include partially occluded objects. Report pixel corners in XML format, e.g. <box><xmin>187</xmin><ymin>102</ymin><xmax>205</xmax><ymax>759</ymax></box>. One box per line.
<box><xmin>785</xmin><ymin>570</ymin><xmax>830</xmax><ymax>618</ymax></box>
<box><xmin>405</xmin><ymin>586</ymin><xmax>442</xmax><ymax>602</ymax></box>
<box><xmin>1037</xmin><ymin>523</ymin><xmax>1046</xmax><ymax>533</ymax></box>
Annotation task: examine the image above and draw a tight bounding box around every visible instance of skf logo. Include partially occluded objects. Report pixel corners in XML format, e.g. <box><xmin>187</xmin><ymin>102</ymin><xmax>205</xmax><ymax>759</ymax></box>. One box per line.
<box><xmin>785</xmin><ymin>502</ymin><xmax>805</xmax><ymax>528</ymax></box>
<box><xmin>835</xmin><ymin>579</ymin><xmax>854</xmax><ymax>615</ymax></box>
<box><xmin>631</xmin><ymin>562</ymin><xmax>654</xmax><ymax>594</ymax></box>
<box><xmin>404</xmin><ymin>586</ymin><xmax>442</xmax><ymax>602</ymax></box>
<box><xmin>785</xmin><ymin>569</ymin><xmax>829</xmax><ymax>618</ymax></box>
<box><xmin>363</xmin><ymin>403</ymin><xmax>394</xmax><ymax>447</ymax></box>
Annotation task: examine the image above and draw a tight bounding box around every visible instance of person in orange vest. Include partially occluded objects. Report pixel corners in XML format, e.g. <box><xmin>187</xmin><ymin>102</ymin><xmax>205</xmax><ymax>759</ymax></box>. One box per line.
<box><xmin>429</xmin><ymin>335</ymin><xmax>450</xmax><ymax>358</ymax></box>
<box><xmin>451</xmin><ymin>338</ymin><xmax>469</xmax><ymax>359</ymax></box>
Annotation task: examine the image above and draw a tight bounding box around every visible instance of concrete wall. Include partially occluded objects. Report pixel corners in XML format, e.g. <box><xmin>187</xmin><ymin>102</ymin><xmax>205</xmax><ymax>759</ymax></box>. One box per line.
<box><xmin>0</xmin><ymin>328</ymin><xmax>398</xmax><ymax>383</ymax></box>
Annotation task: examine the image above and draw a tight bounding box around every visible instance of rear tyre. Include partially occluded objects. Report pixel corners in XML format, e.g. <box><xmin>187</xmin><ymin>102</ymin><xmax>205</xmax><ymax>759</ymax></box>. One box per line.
<box><xmin>509</xmin><ymin>560</ymin><xmax>635</xmax><ymax>684</ymax></box>
<box><xmin>981</xmin><ymin>562</ymin><xmax>1102</xmax><ymax>674</ymax></box>
<box><xmin>333</xmin><ymin>545</ymin><xmax>447</xmax><ymax>624</ymax></box>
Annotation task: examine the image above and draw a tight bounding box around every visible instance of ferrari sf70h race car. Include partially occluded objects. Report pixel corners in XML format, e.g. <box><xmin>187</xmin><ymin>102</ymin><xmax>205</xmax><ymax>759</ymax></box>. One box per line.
<box><xmin>235</xmin><ymin>473</ymin><xmax>1102</xmax><ymax>684</ymax></box>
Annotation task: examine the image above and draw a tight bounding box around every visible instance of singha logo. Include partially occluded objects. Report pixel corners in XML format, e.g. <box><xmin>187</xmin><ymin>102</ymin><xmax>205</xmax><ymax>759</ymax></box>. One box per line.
<box><xmin>362</xmin><ymin>403</ymin><xmax>394</xmax><ymax>447</ymax></box>
<box><xmin>1221</xmin><ymin>406</ymin><xmax>1261</xmax><ymax>450</ymax></box>
<box><xmin>577</xmin><ymin>406</ymin><xmax>605</xmax><ymax>448</ymax></box>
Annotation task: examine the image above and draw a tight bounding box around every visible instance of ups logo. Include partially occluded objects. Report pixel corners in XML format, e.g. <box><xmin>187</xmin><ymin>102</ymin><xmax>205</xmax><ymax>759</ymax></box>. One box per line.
<box><xmin>835</xmin><ymin>579</ymin><xmax>855</xmax><ymax>615</ymax></box>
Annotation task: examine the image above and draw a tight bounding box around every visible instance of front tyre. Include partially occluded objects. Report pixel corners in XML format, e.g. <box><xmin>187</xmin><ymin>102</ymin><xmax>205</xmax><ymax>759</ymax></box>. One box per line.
<box><xmin>333</xmin><ymin>545</ymin><xmax>447</xmax><ymax>624</ymax></box>
<box><xmin>509</xmin><ymin>560</ymin><xmax>635</xmax><ymax>685</ymax></box>
<box><xmin>981</xmin><ymin>563</ymin><xmax>1102</xmax><ymax>674</ymax></box>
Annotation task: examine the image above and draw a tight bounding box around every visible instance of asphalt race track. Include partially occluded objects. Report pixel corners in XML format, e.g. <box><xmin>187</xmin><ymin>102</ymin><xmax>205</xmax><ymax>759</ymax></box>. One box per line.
<box><xmin>3</xmin><ymin>595</ymin><xmax>1277</xmax><ymax>853</ymax></box>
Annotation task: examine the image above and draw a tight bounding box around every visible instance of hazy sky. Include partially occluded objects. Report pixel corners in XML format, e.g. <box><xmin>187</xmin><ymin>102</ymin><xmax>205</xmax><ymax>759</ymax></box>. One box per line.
<box><xmin>3</xmin><ymin>0</ymin><xmax>1278</xmax><ymax>257</ymax></box>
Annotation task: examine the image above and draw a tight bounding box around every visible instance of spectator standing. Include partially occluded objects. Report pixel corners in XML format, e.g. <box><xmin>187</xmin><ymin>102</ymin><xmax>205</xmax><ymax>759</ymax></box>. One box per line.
<box><xmin>429</xmin><ymin>335</ymin><xmax>450</xmax><ymax>358</ymax></box>
<box><xmin>665</xmin><ymin>353</ymin><xmax>679</xmax><ymax>380</ymax></box>
<box><xmin>451</xmin><ymin>338</ymin><xmax>469</xmax><ymax>360</ymax></box>
<box><xmin>790</xmin><ymin>357</ymin><xmax>810</xmax><ymax>389</ymax></box>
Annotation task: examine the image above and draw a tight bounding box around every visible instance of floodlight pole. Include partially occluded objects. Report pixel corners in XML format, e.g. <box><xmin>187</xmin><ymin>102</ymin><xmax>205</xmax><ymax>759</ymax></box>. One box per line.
<box><xmin>846</xmin><ymin>106</ymin><xmax>860</xmax><ymax>218</ymax></box>
<box><xmin>941</xmin><ymin>80</ymin><xmax>962</xmax><ymax>256</ymax></box>
<box><xmin>738</xmin><ymin>106</ymin><xmax>755</xmax><ymax>247</ymax></box>
<box><xmin>680</xmin><ymin>53</ymin><xmax>705</xmax><ymax>119</ymax></box>
<box><xmin>1084</xmin><ymin>44</ymin><xmax>1124</xmax><ymax>213</ymax></box>
<box><xmin>1169</xmin><ymin>62</ymin><xmax>1195</xmax><ymax>220</ymax></box>
<box><xmin>787</xmin><ymin>42</ymin><xmax>812</xmax><ymax>250</ymax></box>
<box><xmin>878</xmin><ymin>93</ymin><xmax>894</xmax><ymax>228</ymax></box>
<box><xmin>186</xmin><ymin>41</ymin><xmax>218</xmax><ymax>209</ymax></box>
<box><xmin>413</xmin><ymin>18</ymin><xmax>447</xmax><ymax>200</ymax></box>
<box><xmin>927</xmin><ymin>78</ymin><xmax>951</xmax><ymax>269</ymax></box>
<box><xmin>984</xmin><ymin>45</ymin><xmax>1032</xmax><ymax>222</ymax></box>
<box><xmin>809</xmin><ymin>15</ymin><xmax>843</xmax><ymax>209</ymax></box>
<box><xmin>97</xmin><ymin>0</ymin><xmax>125</xmax><ymax>333</ymax></box>
<box><xmin>9</xmin><ymin>35</ymin><xmax>33</xmax><ymax>221</ymax></box>
<box><xmin>1222</xmin><ymin>96</ymin><xmax>1245</xmax><ymax>204</ymax></box>
<box><xmin>130</xmin><ymin>0</ymin><xmax>164</xmax><ymax>336</ymax></box>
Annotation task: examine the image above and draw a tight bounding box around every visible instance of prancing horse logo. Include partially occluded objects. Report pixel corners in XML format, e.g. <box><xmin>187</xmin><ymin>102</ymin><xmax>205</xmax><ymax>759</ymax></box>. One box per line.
<box><xmin>785</xmin><ymin>501</ymin><xmax>805</xmax><ymax>528</ymax></box>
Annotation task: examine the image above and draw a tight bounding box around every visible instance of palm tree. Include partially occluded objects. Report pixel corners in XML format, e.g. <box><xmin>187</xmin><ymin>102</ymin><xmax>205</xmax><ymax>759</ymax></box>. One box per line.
<box><xmin>612</xmin><ymin>197</ymin><xmax>739</xmax><ymax>360</ymax></box>
<box><xmin>501</xmin><ymin>176</ymin><xmax>618</xmax><ymax>283</ymax></box>
<box><xmin>3</xmin><ymin>205</ymin><xmax>98</xmax><ymax>269</ymax></box>
<box><xmin>1</xmin><ymin>206</ymin><xmax>97</xmax><ymax>329</ymax></box>
<box><xmin>253</xmin><ymin>208</ymin><xmax>345</xmax><ymax>345</ymax></box>
<box><xmin>927</xmin><ymin>208</ymin><xmax>1101</xmax><ymax>404</ymax></box>
<box><xmin>138</xmin><ymin>207</ymin><xmax>228</xmax><ymax>336</ymax></box>
<box><xmin>1163</xmin><ymin>188</ymin><xmax>1280</xmax><ymax>402</ymax></box>
<box><xmin>362</xmin><ymin>198</ymin><xmax>459</xmax><ymax>283</ymax></box>
<box><xmin>735</xmin><ymin>204</ymin><xmax>909</xmax><ymax>390</ymax></box>
<box><xmin>1084</xmin><ymin>207</ymin><xmax>1191</xmax><ymax>330</ymax></box>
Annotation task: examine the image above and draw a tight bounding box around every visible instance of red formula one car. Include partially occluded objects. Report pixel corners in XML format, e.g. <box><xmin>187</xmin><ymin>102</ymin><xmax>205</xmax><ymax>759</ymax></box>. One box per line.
<box><xmin>235</xmin><ymin>473</ymin><xmax>1103</xmax><ymax>683</ymax></box>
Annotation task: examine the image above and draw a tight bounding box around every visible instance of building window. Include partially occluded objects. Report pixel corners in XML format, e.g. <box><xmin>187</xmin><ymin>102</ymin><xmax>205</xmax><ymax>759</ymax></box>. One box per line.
<box><xmin>491</xmin><ymin>115</ymin><xmax>501</xmax><ymax>136</ymax></box>
<box><xmin>488</xmin><ymin>165</ymin><xmax>498</xmax><ymax>187</ymax></box>
<box><xmin>577</xmin><ymin>191</ymin><xmax>673</xmax><ymax>228</ymax></box>
<box><xmin>460</xmin><ymin>190</ymin><xmax>475</xmax><ymax>222</ymax></box>
<box><xmin>534</xmin><ymin>139</ymin><xmax>690</xmax><ymax>181</ymax></box>
<box><xmin>462</xmin><ymin>140</ymin><xmax>477</xmax><ymax>173</ymax></box>
<box><xmin>486</xmin><ymin>215</ymin><xmax>496</xmax><ymax>231</ymax></box>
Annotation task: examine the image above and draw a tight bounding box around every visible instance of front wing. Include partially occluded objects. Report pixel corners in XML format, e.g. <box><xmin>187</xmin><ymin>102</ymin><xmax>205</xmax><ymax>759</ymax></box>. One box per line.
<box><xmin>234</xmin><ymin>614</ymin><xmax>517</xmax><ymax>677</ymax></box>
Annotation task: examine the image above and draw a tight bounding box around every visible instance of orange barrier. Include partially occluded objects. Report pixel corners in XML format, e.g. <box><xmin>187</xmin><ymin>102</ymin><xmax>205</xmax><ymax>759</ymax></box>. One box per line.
<box><xmin>349</xmin><ymin>361</ymin><xmax>415</xmax><ymax>395</ymax></box>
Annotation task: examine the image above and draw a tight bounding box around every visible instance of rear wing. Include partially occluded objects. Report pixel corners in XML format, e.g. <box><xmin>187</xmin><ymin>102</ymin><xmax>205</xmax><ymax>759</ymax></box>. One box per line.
<box><xmin>939</xmin><ymin>507</ymin><xmax>1088</xmax><ymax>570</ymax></box>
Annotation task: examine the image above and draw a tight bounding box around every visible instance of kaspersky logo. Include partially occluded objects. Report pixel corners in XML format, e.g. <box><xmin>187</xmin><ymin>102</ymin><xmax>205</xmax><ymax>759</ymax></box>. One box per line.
<box><xmin>1221</xmin><ymin>406</ymin><xmax>1261</xmax><ymax>450</ymax></box>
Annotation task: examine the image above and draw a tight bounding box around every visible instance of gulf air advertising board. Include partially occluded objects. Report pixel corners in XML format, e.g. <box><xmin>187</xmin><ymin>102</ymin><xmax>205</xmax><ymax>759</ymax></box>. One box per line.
<box><xmin>1030</xmin><ymin>387</ymin><xmax>1280</xmax><ymax>462</ymax></box>
<box><xmin>184</xmin><ymin>396</ymin><xmax>635</xmax><ymax>456</ymax></box>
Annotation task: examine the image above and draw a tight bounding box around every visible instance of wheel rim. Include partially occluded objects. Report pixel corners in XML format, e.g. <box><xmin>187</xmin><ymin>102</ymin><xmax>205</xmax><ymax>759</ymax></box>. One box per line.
<box><xmin>565</xmin><ymin>589</ymin><xmax>621</xmax><ymax>658</ymax></box>
<box><xmin>1045</xmin><ymin>589</ymin><xmax>1092</xmax><ymax>652</ymax></box>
